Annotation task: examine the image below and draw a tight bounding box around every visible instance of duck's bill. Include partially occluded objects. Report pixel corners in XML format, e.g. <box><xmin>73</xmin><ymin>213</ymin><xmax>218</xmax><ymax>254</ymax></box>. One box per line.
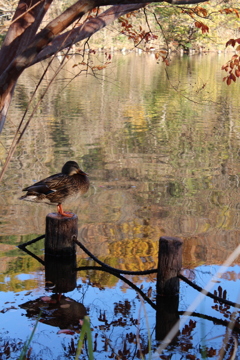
<box><xmin>77</xmin><ymin>169</ymin><xmax>88</xmax><ymax>176</ymax></box>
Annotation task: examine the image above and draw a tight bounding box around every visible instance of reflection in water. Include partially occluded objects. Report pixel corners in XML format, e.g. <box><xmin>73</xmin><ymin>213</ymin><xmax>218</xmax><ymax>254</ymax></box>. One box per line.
<box><xmin>0</xmin><ymin>53</ymin><xmax>240</xmax><ymax>358</ymax></box>
<box><xmin>45</xmin><ymin>254</ymin><xmax>77</xmax><ymax>293</ymax></box>
<box><xmin>1</xmin><ymin>54</ymin><xmax>240</xmax><ymax>266</ymax></box>
<box><xmin>20</xmin><ymin>294</ymin><xmax>86</xmax><ymax>332</ymax></box>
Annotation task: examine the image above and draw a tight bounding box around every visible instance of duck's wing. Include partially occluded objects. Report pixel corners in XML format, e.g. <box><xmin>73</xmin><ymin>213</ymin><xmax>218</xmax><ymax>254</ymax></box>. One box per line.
<box><xmin>23</xmin><ymin>173</ymin><xmax>67</xmax><ymax>194</ymax></box>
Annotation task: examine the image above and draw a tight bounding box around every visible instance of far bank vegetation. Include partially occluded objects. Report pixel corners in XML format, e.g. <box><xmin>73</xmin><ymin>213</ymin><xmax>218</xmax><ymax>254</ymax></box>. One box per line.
<box><xmin>0</xmin><ymin>0</ymin><xmax>240</xmax><ymax>54</ymax></box>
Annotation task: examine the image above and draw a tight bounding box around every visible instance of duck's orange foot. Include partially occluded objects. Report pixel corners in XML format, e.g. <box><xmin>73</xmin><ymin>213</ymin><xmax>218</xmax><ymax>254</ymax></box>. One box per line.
<box><xmin>57</xmin><ymin>204</ymin><xmax>73</xmax><ymax>218</ymax></box>
<box><xmin>60</xmin><ymin>212</ymin><xmax>73</xmax><ymax>218</ymax></box>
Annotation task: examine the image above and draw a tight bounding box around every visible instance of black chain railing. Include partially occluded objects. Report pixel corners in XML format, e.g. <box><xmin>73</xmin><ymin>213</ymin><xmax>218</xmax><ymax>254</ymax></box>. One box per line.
<box><xmin>18</xmin><ymin>234</ymin><xmax>240</xmax><ymax>310</ymax></box>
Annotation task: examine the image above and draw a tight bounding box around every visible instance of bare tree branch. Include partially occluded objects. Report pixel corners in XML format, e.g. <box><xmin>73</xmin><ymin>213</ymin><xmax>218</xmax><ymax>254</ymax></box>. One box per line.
<box><xmin>0</xmin><ymin>0</ymin><xmax>52</xmax><ymax>73</ymax></box>
<box><xmin>32</xmin><ymin>4</ymin><xmax>147</xmax><ymax>65</ymax></box>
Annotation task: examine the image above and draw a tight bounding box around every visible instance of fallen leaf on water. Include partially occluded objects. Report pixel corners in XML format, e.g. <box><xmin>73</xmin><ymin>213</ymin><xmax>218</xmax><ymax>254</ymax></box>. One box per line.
<box><xmin>57</xmin><ymin>329</ymin><xmax>75</xmax><ymax>335</ymax></box>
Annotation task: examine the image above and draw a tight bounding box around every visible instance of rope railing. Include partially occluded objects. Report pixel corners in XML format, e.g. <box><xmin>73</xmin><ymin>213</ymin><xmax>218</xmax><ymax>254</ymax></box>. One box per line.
<box><xmin>18</xmin><ymin>234</ymin><xmax>240</xmax><ymax>309</ymax></box>
<box><xmin>73</xmin><ymin>236</ymin><xmax>157</xmax><ymax>276</ymax></box>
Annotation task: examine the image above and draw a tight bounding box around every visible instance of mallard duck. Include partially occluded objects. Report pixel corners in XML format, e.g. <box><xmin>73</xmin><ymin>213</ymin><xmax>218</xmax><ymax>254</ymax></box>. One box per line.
<box><xmin>20</xmin><ymin>161</ymin><xmax>89</xmax><ymax>217</ymax></box>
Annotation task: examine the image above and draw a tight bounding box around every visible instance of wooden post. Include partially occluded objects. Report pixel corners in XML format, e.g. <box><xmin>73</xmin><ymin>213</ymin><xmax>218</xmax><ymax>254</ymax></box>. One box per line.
<box><xmin>157</xmin><ymin>236</ymin><xmax>183</xmax><ymax>296</ymax></box>
<box><xmin>45</xmin><ymin>213</ymin><xmax>78</xmax><ymax>256</ymax></box>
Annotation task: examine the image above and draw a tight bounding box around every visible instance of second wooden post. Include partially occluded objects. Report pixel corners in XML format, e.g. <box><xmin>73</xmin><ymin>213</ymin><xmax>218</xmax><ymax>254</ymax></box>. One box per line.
<box><xmin>157</xmin><ymin>236</ymin><xmax>183</xmax><ymax>296</ymax></box>
<box><xmin>156</xmin><ymin>236</ymin><xmax>183</xmax><ymax>341</ymax></box>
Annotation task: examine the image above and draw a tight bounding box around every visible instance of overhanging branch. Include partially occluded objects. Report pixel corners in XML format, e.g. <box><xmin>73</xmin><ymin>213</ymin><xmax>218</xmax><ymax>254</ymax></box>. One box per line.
<box><xmin>31</xmin><ymin>3</ymin><xmax>147</xmax><ymax>65</ymax></box>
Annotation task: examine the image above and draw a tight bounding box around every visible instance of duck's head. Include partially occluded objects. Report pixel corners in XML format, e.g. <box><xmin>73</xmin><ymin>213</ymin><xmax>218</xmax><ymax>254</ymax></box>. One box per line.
<box><xmin>62</xmin><ymin>161</ymin><xmax>88</xmax><ymax>176</ymax></box>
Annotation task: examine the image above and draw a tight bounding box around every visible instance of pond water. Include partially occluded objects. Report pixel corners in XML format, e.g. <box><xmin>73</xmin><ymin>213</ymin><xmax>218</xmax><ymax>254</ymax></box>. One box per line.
<box><xmin>0</xmin><ymin>52</ymin><xmax>240</xmax><ymax>359</ymax></box>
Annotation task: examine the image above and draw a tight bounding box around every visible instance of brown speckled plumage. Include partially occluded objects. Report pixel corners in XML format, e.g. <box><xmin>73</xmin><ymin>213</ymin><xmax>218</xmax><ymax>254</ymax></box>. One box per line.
<box><xmin>20</xmin><ymin>161</ymin><xmax>89</xmax><ymax>217</ymax></box>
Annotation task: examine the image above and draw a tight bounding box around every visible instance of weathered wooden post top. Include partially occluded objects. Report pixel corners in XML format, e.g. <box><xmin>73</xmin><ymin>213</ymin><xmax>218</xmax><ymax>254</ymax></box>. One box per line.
<box><xmin>45</xmin><ymin>212</ymin><xmax>78</xmax><ymax>257</ymax></box>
